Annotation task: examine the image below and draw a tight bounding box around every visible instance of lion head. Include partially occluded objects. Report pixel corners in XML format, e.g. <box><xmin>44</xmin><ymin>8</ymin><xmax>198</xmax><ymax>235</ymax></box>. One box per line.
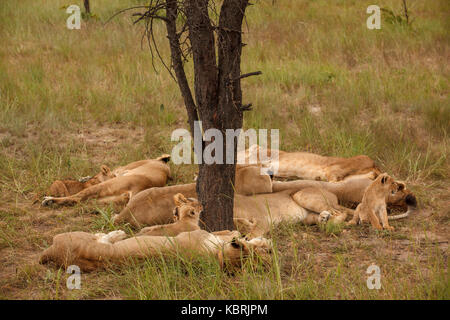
<box><xmin>218</xmin><ymin>236</ymin><xmax>273</xmax><ymax>271</ymax></box>
<box><xmin>369</xmin><ymin>173</ymin><xmax>417</xmax><ymax>213</ymax></box>
<box><xmin>387</xmin><ymin>180</ymin><xmax>417</xmax><ymax>212</ymax></box>
<box><xmin>82</xmin><ymin>165</ymin><xmax>116</xmax><ymax>186</ymax></box>
<box><xmin>172</xmin><ymin>193</ymin><xmax>203</xmax><ymax>223</ymax></box>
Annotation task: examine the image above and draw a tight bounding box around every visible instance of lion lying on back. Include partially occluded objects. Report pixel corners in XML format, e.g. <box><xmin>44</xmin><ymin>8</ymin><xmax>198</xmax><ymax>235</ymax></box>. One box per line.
<box><xmin>42</xmin><ymin>155</ymin><xmax>171</xmax><ymax>207</ymax></box>
<box><xmin>39</xmin><ymin>193</ymin><xmax>272</xmax><ymax>272</ymax></box>
<box><xmin>40</xmin><ymin>229</ymin><xmax>272</xmax><ymax>272</ymax></box>
<box><xmin>241</xmin><ymin>144</ymin><xmax>380</xmax><ymax>182</ymax></box>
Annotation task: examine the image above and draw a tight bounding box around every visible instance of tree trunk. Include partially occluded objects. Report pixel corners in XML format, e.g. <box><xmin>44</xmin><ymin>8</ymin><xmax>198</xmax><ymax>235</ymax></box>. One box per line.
<box><xmin>84</xmin><ymin>0</ymin><xmax>90</xmax><ymax>14</ymax></box>
<box><xmin>165</xmin><ymin>0</ymin><xmax>249</xmax><ymax>232</ymax></box>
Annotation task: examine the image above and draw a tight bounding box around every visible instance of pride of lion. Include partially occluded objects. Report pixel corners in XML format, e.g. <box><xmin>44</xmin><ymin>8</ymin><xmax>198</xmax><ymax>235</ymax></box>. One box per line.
<box><xmin>38</xmin><ymin>145</ymin><xmax>418</xmax><ymax>272</ymax></box>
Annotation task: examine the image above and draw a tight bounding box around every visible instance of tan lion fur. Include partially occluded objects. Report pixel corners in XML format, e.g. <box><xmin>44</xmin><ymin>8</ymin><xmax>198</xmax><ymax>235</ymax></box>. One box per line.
<box><xmin>46</xmin><ymin>165</ymin><xmax>116</xmax><ymax>197</ymax></box>
<box><xmin>42</xmin><ymin>155</ymin><xmax>171</xmax><ymax>207</ymax></box>
<box><xmin>39</xmin><ymin>229</ymin><xmax>273</xmax><ymax>272</ymax></box>
<box><xmin>112</xmin><ymin>163</ymin><xmax>273</xmax><ymax>227</ymax></box>
<box><xmin>348</xmin><ymin>173</ymin><xmax>400</xmax><ymax>230</ymax></box>
<box><xmin>272</xmin><ymin>175</ymin><xmax>417</xmax><ymax>214</ymax></box>
<box><xmin>137</xmin><ymin>194</ymin><xmax>201</xmax><ymax>237</ymax></box>
<box><xmin>114</xmin><ymin>174</ymin><xmax>416</xmax><ymax>230</ymax></box>
<box><xmin>243</xmin><ymin>144</ymin><xmax>380</xmax><ymax>182</ymax></box>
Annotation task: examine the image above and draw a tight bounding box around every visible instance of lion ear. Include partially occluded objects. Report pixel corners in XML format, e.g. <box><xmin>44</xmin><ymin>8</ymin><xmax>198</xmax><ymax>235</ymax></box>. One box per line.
<box><xmin>230</xmin><ymin>237</ymin><xmax>242</xmax><ymax>249</ymax></box>
<box><xmin>380</xmin><ymin>173</ymin><xmax>391</xmax><ymax>184</ymax></box>
<box><xmin>173</xmin><ymin>193</ymin><xmax>188</xmax><ymax>206</ymax></box>
<box><xmin>101</xmin><ymin>165</ymin><xmax>111</xmax><ymax>176</ymax></box>
<box><xmin>230</xmin><ymin>237</ymin><xmax>248</xmax><ymax>250</ymax></box>
<box><xmin>397</xmin><ymin>181</ymin><xmax>406</xmax><ymax>191</ymax></box>
<box><xmin>172</xmin><ymin>207</ymin><xmax>179</xmax><ymax>219</ymax></box>
<box><xmin>157</xmin><ymin>154</ymin><xmax>171</xmax><ymax>163</ymax></box>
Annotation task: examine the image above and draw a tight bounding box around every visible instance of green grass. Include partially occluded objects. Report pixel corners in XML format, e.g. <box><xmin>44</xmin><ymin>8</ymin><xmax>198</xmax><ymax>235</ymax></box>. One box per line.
<box><xmin>0</xmin><ymin>0</ymin><xmax>448</xmax><ymax>299</ymax></box>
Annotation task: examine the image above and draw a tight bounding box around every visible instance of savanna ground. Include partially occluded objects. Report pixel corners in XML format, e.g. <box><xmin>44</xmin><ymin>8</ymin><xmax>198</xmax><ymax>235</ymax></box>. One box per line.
<box><xmin>0</xmin><ymin>0</ymin><xmax>448</xmax><ymax>299</ymax></box>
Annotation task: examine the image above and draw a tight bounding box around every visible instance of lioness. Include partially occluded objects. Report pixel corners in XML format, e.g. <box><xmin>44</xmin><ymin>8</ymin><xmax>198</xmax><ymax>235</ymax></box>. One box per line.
<box><xmin>137</xmin><ymin>194</ymin><xmax>201</xmax><ymax>237</ymax></box>
<box><xmin>348</xmin><ymin>173</ymin><xmax>399</xmax><ymax>230</ymax></box>
<box><xmin>39</xmin><ymin>229</ymin><xmax>273</xmax><ymax>272</ymax></box>
<box><xmin>272</xmin><ymin>175</ymin><xmax>417</xmax><ymax>214</ymax></box>
<box><xmin>114</xmin><ymin>174</ymin><xmax>416</xmax><ymax>230</ymax></box>
<box><xmin>42</xmin><ymin>155</ymin><xmax>171</xmax><ymax>207</ymax></box>
<box><xmin>242</xmin><ymin>144</ymin><xmax>380</xmax><ymax>182</ymax></box>
<box><xmin>46</xmin><ymin>165</ymin><xmax>116</xmax><ymax>197</ymax></box>
<box><xmin>234</xmin><ymin>177</ymin><xmax>415</xmax><ymax>237</ymax></box>
<box><xmin>232</xmin><ymin>187</ymin><xmax>353</xmax><ymax>238</ymax></box>
<box><xmin>112</xmin><ymin>163</ymin><xmax>273</xmax><ymax>227</ymax></box>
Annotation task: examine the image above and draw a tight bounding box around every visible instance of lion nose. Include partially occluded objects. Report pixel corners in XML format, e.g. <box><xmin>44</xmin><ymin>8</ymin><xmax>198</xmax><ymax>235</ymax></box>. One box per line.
<box><xmin>406</xmin><ymin>194</ymin><xmax>417</xmax><ymax>207</ymax></box>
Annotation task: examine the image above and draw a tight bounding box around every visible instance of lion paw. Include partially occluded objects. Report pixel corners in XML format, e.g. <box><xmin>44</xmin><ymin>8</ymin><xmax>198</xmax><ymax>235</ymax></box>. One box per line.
<box><xmin>137</xmin><ymin>227</ymin><xmax>152</xmax><ymax>235</ymax></box>
<box><xmin>384</xmin><ymin>226</ymin><xmax>395</xmax><ymax>231</ymax></box>
<box><xmin>42</xmin><ymin>196</ymin><xmax>55</xmax><ymax>207</ymax></box>
<box><xmin>346</xmin><ymin>219</ymin><xmax>359</xmax><ymax>227</ymax></box>
<box><xmin>97</xmin><ymin>230</ymin><xmax>127</xmax><ymax>244</ymax></box>
<box><xmin>318</xmin><ymin>211</ymin><xmax>331</xmax><ymax>224</ymax></box>
<box><xmin>106</xmin><ymin>230</ymin><xmax>127</xmax><ymax>243</ymax></box>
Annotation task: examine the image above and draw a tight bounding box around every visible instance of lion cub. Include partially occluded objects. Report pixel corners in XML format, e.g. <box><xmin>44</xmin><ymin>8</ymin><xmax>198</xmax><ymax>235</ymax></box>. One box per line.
<box><xmin>46</xmin><ymin>165</ymin><xmax>115</xmax><ymax>197</ymax></box>
<box><xmin>348</xmin><ymin>173</ymin><xmax>398</xmax><ymax>231</ymax></box>
<box><xmin>137</xmin><ymin>193</ymin><xmax>201</xmax><ymax>237</ymax></box>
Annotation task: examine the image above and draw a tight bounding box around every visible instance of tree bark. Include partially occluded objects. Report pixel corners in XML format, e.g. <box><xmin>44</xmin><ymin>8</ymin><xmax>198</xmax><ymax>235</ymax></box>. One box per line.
<box><xmin>193</xmin><ymin>0</ymin><xmax>249</xmax><ymax>232</ymax></box>
<box><xmin>165</xmin><ymin>0</ymin><xmax>199</xmax><ymax>135</ymax></box>
<box><xmin>84</xmin><ymin>0</ymin><xmax>91</xmax><ymax>14</ymax></box>
<box><xmin>165</xmin><ymin>0</ymin><xmax>249</xmax><ymax>232</ymax></box>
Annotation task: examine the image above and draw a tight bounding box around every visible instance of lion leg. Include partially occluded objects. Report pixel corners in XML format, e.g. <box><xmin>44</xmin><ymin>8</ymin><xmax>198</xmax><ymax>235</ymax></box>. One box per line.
<box><xmin>342</xmin><ymin>171</ymin><xmax>378</xmax><ymax>181</ymax></box>
<box><xmin>329</xmin><ymin>211</ymin><xmax>347</xmax><ymax>224</ymax></box>
<box><xmin>329</xmin><ymin>205</ymin><xmax>355</xmax><ymax>224</ymax></box>
<box><xmin>212</xmin><ymin>230</ymin><xmax>237</xmax><ymax>236</ymax></box>
<box><xmin>365</xmin><ymin>209</ymin><xmax>383</xmax><ymax>230</ymax></box>
<box><xmin>233</xmin><ymin>218</ymin><xmax>270</xmax><ymax>239</ymax></box>
<box><xmin>324</xmin><ymin>166</ymin><xmax>346</xmax><ymax>182</ymax></box>
<box><xmin>290</xmin><ymin>188</ymin><xmax>348</xmax><ymax>225</ymax></box>
<box><xmin>291</xmin><ymin>188</ymin><xmax>338</xmax><ymax>213</ymax></box>
<box><xmin>348</xmin><ymin>204</ymin><xmax>361</xmax><ymax>225</ymax></box>
<box><xmin>377</xmin><ymin>205</ymin><xmax>394</xmax><ymax>231</ymax></box>
<box><xmin>233</xmin><ymin>218</ymin><xmax>258</xmax><ymax>237</ymax></box>
<box><xmin>112</xmin><ymin>207</ymin><xmax>143</xmax><ymax>228</ymax></box>
<box><xmin>42</xmin><ymin>177</ymin><xmax>136</xmax><ymax>207</ymax></box>
<box><xmin>338</xmin><ymin>205</ymin><xmax>355</xmax><ymax>216</ymax></box>
<box><xmin>96</xmin><ymin>230</ymin><xmax>127</xmax><ymax>244</ymax></box>
<box><xmin>42</xmin><ymin>183</ymin><xmax>108</xmax><ymax>206</ymax></box>
<box><xmin>47</xmin><ymin>180</ymin><xmax>71</xmax><ymax>197</ymax></box>
<box><xmin>42</xmin><ymin>194</ymin><xmax>81</xmax><ymax>206</ymax></box>
<box><xmin>300</xmin><ymin>211</ymin><xmax>331</xmax><ymax>225</ymax></box>
<box><xmin>98</xmin><ymin>192</ymin><xmax>131</xmax><ymax>206</ymax></box>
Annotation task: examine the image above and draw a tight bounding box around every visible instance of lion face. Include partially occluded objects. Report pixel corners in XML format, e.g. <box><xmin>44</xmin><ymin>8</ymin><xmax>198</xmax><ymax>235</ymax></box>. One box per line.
<box><xmin>219</xmin><ymin>237</ymin><xmax>273</xmax><ymax>271</ymax></box>
<box><xmin>91</xmin><ymin>165</ymin><xmax>116</xmax><ymax>183</ymax></box>
<box><xmin>387</xmin><ymin>181</ymin><xmax>417</xmax><ymax>211</ymax></box>
<box><xmin>172</xmin><ymin>193</ymin><xmax>203</xmax><ymax>222</ymax></box>
<box><xmin>378</xmin><ymin>174</ymin><xmax>397</xmax><ymax>196</ymax></box>
<box><xmin>375</xmin><ymin>174</ymin><xmax>417</xmax><ymax>211</ymax></box>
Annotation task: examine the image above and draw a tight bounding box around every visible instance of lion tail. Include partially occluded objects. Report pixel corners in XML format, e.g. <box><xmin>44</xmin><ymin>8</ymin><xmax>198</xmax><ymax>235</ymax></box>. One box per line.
<box><xmin>388</xmin><ymin>206</ymin><xmax>416</xmax><ymax>220</ymax></box>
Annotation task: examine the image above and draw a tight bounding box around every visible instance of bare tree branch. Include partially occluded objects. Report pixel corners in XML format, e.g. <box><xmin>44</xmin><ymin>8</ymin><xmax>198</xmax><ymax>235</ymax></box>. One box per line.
<box><xmin>165</xmin><ymin>0</ymin><xmax>199</xmax><ymax>134</ymax></box>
